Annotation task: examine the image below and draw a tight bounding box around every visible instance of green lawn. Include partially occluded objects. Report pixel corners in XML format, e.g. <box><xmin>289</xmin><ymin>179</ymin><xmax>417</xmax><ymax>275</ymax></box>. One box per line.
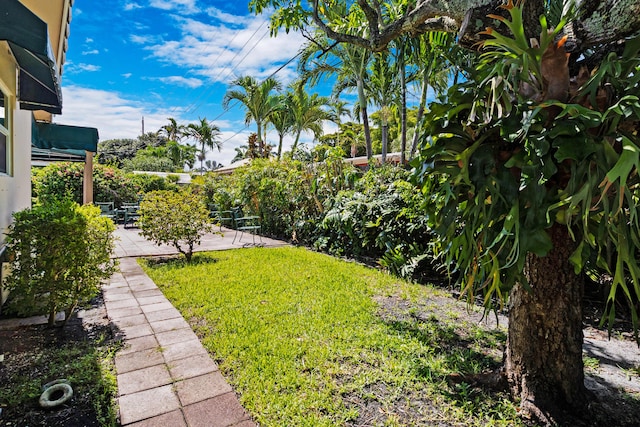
<box><xmin>141</xmin><ymin>246</ymin><xmax>520</xmax><ymax>426</ymax></box>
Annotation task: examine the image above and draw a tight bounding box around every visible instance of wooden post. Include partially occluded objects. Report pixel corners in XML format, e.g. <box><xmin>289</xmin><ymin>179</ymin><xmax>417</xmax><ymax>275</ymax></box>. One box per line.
<box><xmin>83</xmin><ymin>151</ymin><xmax>94</xmax><ymax>205</ymax></box>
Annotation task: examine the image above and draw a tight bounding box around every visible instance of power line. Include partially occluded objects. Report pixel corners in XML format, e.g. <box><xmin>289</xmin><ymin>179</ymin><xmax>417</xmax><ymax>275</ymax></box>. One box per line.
<box><xmin>169</xmin><ymin>24</ymin><xmax>245</xmax><ymax>115</ymax></box>
<box><xmin>187</xmin><ymin>27</ymin><xmax>271</xmax><ymax>115</ymax></box>
<box><xmin>198</xmin><ymin>46</ymin><xmax>307</xmax><ymax>124</ymax></box>
<box><xmin>184</xmin><ymin>23</ymin><xmax>269</xmax><ymax>115</ymax></box>
<box><xmin>220</xmin><ymin>125</ymin><xmax>250</xmax><ymax>145</ymax></box>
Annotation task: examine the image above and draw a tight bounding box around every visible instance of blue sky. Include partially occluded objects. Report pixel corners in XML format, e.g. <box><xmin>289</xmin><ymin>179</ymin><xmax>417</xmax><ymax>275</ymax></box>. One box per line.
<box><xmin>57</xmin><ymin>0</ymin><xmax>322</xmax><ymax>167</ymax></box>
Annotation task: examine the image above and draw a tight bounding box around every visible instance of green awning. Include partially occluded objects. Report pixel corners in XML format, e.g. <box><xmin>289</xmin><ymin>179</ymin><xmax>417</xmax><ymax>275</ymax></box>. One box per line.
<box><xmin>0</xmin><ymin>0</ymin><xmax>62</xmax><ymax>114</ymax></box>
<box><xmin>32</xmin><ymin>120</ymin><xmax>99</xmax><ymax>157</ymax></box>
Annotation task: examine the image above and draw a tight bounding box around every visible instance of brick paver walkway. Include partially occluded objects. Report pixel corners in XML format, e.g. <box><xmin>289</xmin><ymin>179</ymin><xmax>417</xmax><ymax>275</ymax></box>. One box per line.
<box><xmin>107</xmin><ymin>226</ymin><xmax>286</xmax><ymax>426</ymax></box>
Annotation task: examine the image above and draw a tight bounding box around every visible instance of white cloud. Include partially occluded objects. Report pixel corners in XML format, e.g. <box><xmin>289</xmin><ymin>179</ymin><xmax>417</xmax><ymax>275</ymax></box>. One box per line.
<box><xmin>82</xmin><ymin>49</ymin><xmax>99</xmax><ymax>55</ymax></box>
<box><xmin>146</xmin><ymin>15</ymin><xmax>306</xmax><ymax>86</ymax></box>
<box><xmin>130</xmin><ymin>34</ymin><xmax>157</xmax><ymax>45</ymax></box>
<box><xmin>59</xmin><ymin>86</ymin><xmax>169</xmax><ymax>141</ymax></box>
<box><xmin>124</xmin><ymin>2</ymin><xmax>143</xmax><ymax>11</ymax></box>
<box><xmin>151</xmin><ymin>76</ymin><xmax>203</xmax><ymax>88</ymax></box>
<box><xmin>66</xmin><ymin>63</ymin><xmax>101</xmax><ymax>73</ymax></box>
<box><xmin>149</xmin><ymin>0</ymin><xmax>199</xmax><ymax>14</ymax></box>
<box><xmin>122</xmin><ymin>73</ymin><xmax>132</xmax><ymax>78</ymax></box>
<box><xmin>85</xmin><ymin>37</ymin><xmax>93</xmax><ymax>43</ymax></box>
<box><xmin>57</xmin><ymin>86</ymin><xmax>256</xmax><ymax>167</ymax></box>
<box><xmin>204</xmin><ymin>7</ymin><xmax>247</xmax><ymax>26</ymax></box>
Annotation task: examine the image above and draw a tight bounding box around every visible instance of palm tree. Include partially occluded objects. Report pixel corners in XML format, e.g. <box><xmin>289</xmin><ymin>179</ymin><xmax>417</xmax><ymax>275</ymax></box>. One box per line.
<box><xmin>232</xmin><ymin>146</ymin><xmax>248</xmax><ymax>163</ymax></box>
<box><xmin>268</xmin><ymin>94</ymin><xmax>294</xmax><ymax>160</ymax></box>
<box><xmin>165</xmin><ymin>140</ymin><xmax>197</xmax><ymax>170</ymax></box>
<box><xmin>186</xmin><ymin>117</ymin><xmax>222</xmax><ymax>172</ymax></box>
<box><xmin>205</xmin><ymin>159</ymin><xmax>223</xmax><ymax>171</ymax></box>
<box><xmin>406</xmin><ymin>31</ymin><xmax>455</xmax><ymax>160</ymax></box>
<box><xmin>158</xmin><ymin>117</ymin><xmax>184</xmax><ymax>142</ymax></box>
<box><xmin>339</xmin><ymin>122</ymin><xmax>364</xmax><ymax>158</ymax></box>
<box><xmin>300</xmin><ymin>32</ymin><xmax>374</xmax><ymax>159</ymax></box>
<box><xmin>223</xmin><ymin>75</ymin><xmax>282</xmax><ymax>158</ymax></box>
<box><xmin>288</xmin><ymin>82</ymin><xmax>332</xmax><ymax>156</ymax></box>
<box><xmin>327</xmin><ymin>98</ymin><xmax>350</xmax><ymax>126</ymax></box>
<box><xmin>368</xmin><ymin>51</ymin><xmax>397</xmax><ymax>164</ymax></box>
<box><xmin>326</xmin><ymin>99</ymin><xmax>352</xmax><ymax>156</ymax></box>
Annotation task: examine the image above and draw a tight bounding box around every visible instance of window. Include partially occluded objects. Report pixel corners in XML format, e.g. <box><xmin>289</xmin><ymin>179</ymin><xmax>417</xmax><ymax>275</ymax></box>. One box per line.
<box><xmin>0</xmin><ymin>88</ymin><xmax>9</xmax><ymax>175</ymax></box>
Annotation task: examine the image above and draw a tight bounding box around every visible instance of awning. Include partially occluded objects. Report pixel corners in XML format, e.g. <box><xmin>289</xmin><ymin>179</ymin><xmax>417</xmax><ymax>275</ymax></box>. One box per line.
<box><xmin>0</xmin><ymin>0</ymin><xmax>62</xmax><ymax>114</ymax></box>
<box><xmin>32</xmin><ymin>146</ymin><xmax>86</xmax><ymax>163</ymax></box>
<box><xmin>32</xmin><ymin>120</ymin><xmax>99</xmax><ymax>159</ymax></box>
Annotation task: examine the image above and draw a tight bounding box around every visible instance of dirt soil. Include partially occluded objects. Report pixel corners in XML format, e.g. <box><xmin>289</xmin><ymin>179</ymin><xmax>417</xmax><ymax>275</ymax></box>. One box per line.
<box><xmin>370</xmin><ymin>294</ymin><xmax>640</xmax><ymax>427</ymax></box>
<box><xmin>0</xmin><ymin>295</ymin><xmax>116</xmax><ymax>427</ymax></box>
<box><xmin>0</xmin><ymin>292</ymin><xmax>639</xmax><ymax>426</ymax></box>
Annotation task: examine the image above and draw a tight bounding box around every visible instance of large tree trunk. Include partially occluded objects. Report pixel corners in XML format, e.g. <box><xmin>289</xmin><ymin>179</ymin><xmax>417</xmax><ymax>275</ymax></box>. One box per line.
<box><xmin>506</xmin><ymin>224</ymin><xmax>588</xmax><ymax>425</ymax></box>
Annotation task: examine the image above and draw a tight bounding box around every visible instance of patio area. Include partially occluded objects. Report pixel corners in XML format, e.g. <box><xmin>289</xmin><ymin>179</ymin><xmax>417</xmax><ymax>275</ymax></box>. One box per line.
<box><xmin>112</xmin><ymin>223</ymin><xmax>285</xmax><ymax>258</ymax></box>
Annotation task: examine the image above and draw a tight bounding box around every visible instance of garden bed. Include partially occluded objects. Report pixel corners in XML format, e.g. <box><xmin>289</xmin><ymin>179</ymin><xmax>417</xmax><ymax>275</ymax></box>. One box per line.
<box><xmin>0</xmin><ymin>294</ymin><xmax>119</xmax><ymax>426</ymax></box>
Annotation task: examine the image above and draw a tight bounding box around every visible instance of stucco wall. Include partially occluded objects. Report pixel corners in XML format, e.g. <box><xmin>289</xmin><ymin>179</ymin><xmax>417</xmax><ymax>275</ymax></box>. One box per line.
<box><xmin>0</xmin><ymin>50</ymin><xmax>31</xmax><ymax>249</ymax></box>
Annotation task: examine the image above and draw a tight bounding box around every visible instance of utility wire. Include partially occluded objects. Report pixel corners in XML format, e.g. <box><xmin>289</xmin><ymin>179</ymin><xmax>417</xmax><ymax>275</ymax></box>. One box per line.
<box><xmin>169</xmin><ymin>24</ymin><xmax>245</xmax><ymax>115</ymax></box>
<box><xmin>185</xmin><ymin>24</ymin><xmax>269</xmax><ymax>115</ymax></box>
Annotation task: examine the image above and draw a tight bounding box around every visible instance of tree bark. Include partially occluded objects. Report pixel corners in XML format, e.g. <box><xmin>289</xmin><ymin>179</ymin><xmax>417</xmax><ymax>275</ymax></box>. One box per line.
<box><xmin>506</xmin><ymin>224</ymin><xmax>588</xmax><ymax>425</ymax></box>
<box><xmin>311</xmin><ymin>0</ymin><xmax>640</xmax><ymax>53</ymax></box>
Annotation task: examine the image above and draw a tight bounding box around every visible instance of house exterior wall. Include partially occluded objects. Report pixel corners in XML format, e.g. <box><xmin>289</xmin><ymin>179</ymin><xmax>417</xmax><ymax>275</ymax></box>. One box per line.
<box><xmin>0</xmin><ymin>42</ymin><xmax>28</xmax><ymax>249</ymax></box>
<box><xmin>0</xmin><ymin>1</ymin><xmax>71</xmax><ymax>306</ymax></box>
<box><xmin>0</xmin><ymin>41</ymin><xmax>32</xmax><ymax>305</ymax></box>
<box><xmin>0</xmin><ymin>0</ymin><xmax>71</xmax><ymax>246</ymax></box>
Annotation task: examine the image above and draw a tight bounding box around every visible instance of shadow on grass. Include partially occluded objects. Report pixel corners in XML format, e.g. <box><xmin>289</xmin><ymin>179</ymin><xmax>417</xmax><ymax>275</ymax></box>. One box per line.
<box><xmin>380</xmin><ymin>305</ymin><xmax>640</xmax><ymax>426</ymax></box>
<box><xmin>142</xmin><ymin>253</ymin><xmax>221</xmax><ymax>268</ymax></box>
<box><xmin>384</xmin><ymin>314</ymin><xmax>505</xmax><ymax>380</ymax></box>
<box><xmin>376</xmin><ymin>308</ymin><xmax>515</xmax><ymax>421</ymax></box>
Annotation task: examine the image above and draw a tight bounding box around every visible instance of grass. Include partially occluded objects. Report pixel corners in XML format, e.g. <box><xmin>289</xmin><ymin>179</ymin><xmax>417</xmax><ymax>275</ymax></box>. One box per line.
<box><xmin>141</xmin><ymin>246</ymin><xmax>520</xmax><ymax>426</ymax></box>
<box><xmin>584</xmin><ymin>356</ymin><xmax>601</xmax><ymax>371</ymax></box>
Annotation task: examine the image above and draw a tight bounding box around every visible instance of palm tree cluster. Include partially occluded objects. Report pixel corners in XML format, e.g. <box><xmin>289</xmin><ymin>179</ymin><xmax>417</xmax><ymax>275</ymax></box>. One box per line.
<box><xmin>158</xmin><ymin>117</ymin><xmax>222</xmax><ymax>172</ymax></box>
<box><xmin>223</xmin><ymin>76</ymin><xmax>335</xmax><ymax>161</ymax></box>
<box><xmin>296</xmin><ymin>28</ymin><xmax>458</xmax><ymax>163</ymax></box>
<box><xmin>213</xmin><ymin>27</ymin><xmax>461</xmax><ymax>165</ymax></box>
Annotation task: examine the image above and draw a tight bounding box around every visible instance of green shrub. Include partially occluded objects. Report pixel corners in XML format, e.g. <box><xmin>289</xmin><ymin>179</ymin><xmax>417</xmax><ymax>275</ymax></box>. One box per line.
<box><xmin>137</xmin><ymin>190</ymin><xmax>214</xmax><ymax>262</ymax></box>
<box><xmin>4</xmin><ymin>199</ymin><xmax>117</xmax><ymax>326</ymax></box>
<box><xmin>32</xmin><ymin>162</ymin><xmax>139</xmax><ymax>207</ymax></box>
<box><xmin>121</xmin><ymin>155</ymin><xmax>175</xmax><ymax>172</ymax></box>
<box><xmin>201</xmin><ymin>160</ymin><xmax>439</xmax><ymax>281</ymax></box>
<box><xmin>203</xmin><ymin>159</ymin><xmax>341</xmax><ymax>243</ymax></box>
<box><xmin>129</xmin><ymin>173</ymin><xmax>179</xmax><ymax>194</ymax></box>
<box><xmin>315</xmin><ymin>166</ymin><xmax>436</xmax><ymax>280</ymax></box>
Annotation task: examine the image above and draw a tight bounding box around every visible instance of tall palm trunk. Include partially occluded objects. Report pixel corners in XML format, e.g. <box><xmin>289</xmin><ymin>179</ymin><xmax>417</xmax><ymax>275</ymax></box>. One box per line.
<box><xmin>357</xmin><ymin>79</ymin><xmax>372</xmax><ymax>160</ymax></box>
<box><xmin>256</xmin><ymin>121</ymin><xmax>264</xmax><ymax>157</ymax></box>
<box><xmin>277</xmin><ymin>135</ymin><xmax>284</xmax><ymax>160</ymax></box>
<box><xmin>200</xmin><ymin>142</ymin><xmax>205</xmax><ymax>172</ymax></box>
<box><xmin>399</xmin><ymin>50</ymin><xmax>407</xmax><ymax>165</ymax></box>
<box><xmin>291</xmin><ymin>131</ymin><xmax>302</xmax><ymax>156</ymax></box>
<box><xmin>410</xmin><ymin>67</ymin><xmax>430</xmax><ymax>160</ymax></box>
<box><xmin>381</xmin><ymin>121</ymin><xmax>388</xmax><ymax>164</ymax></box>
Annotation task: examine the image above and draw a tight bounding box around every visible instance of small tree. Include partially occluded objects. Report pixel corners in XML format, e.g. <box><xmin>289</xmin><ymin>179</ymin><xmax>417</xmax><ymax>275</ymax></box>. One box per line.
<box><xmin>137</xmin><ymin>190</ymin><xmax>215</xmax><ymax>262</ymax></box>
<box><xmin>4</xmin><ymin>200</ymin><xmax>117</xmax><ymax>327</ymax></box>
